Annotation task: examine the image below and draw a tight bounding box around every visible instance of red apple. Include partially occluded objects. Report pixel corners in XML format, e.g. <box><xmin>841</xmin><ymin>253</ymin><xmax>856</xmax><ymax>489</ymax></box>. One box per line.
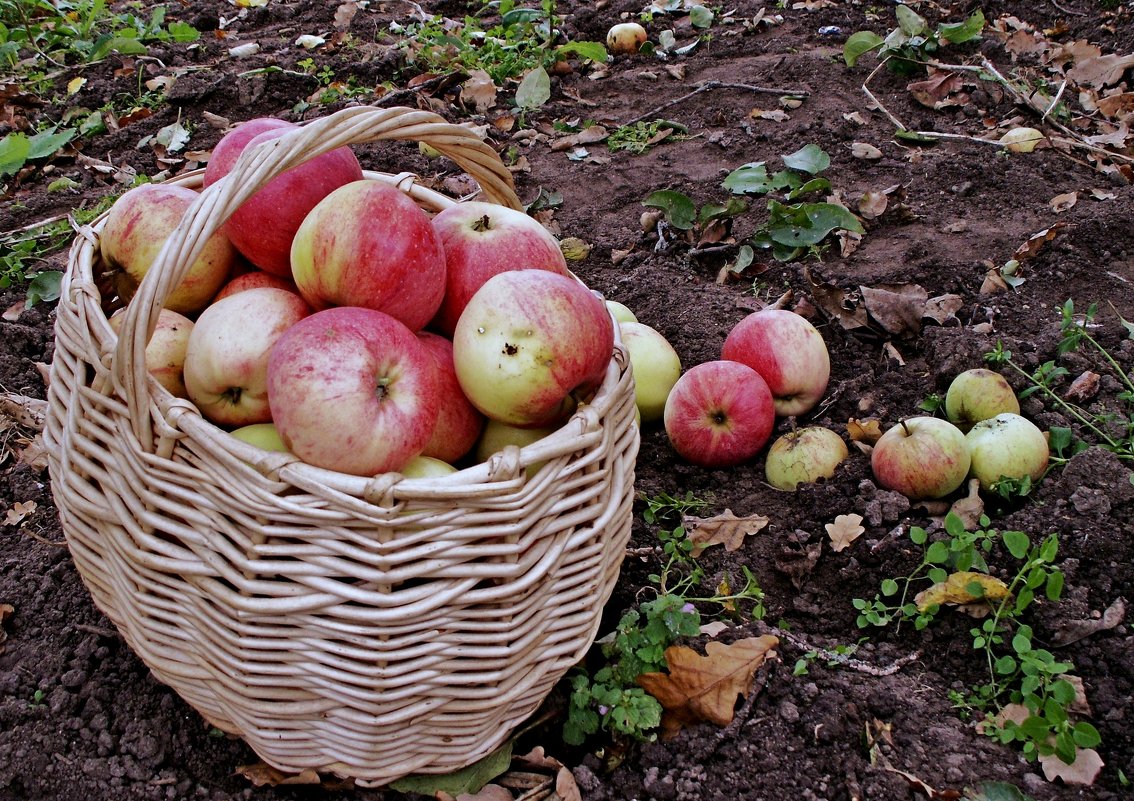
<box><xmin>183</xmin><ymin>287</ymin><xmax>311</xmax><ymax>426</ymax></box>
<box><xmin>267</xmin><ymin>306</ymin><xmax>441</xmax><ymax>475</ymax></box>
<box><xmin>213</xmin><ymin>270</ymin><xmax>298</xmax><ymax>302</ymax></box>
<box><xmin>429</xmin><ymin>201</ymin><xmax>570</xmax><ymax>335</ymax></box>
<box><xmin>417</xmin><ymin>332</ymin><xmax>485</xmax><ymax>463</ymax></box>
<box><xmin>100</xmin><ymin>183</ymin><xmax>236</xmax><ymax>314</ymax></box>
<box><xmin>871</xmin><ymin>416</ymin><xmax>970</xmax><ymax>500</ymax></box>
<box><xmin>290</xmin><ymin>181</ymin><xmax>446</xmax><ymax>331</ymax></box>
<box><xmin>721</xmin><ymin>309</ymin><xmax>830</xmax><ymax>417</ymax></box>
<box><xmin>453</xmin><ymin>270</ymin><xmax>614</xmax><ymax>427</ymax></box>
<box><xmin>202</xmin><ymin>119</ymin><xmax>363</xmax><ymax>276</ymax></box>
<box><xmin>108</xmin><ymin>308</ymin><xmax>194</xmax><ymax>399</ymax></box>
<box><xmin>662</xmin><ymin>360</ymin><xmax>775</xmax><ymax>468</ymax></box>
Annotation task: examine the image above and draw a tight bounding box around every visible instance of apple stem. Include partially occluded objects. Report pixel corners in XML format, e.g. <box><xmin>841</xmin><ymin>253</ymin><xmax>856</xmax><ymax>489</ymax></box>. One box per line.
<box><xmin>471</xmin><ymin>215</ymin><xmax>492</xmax><ymax>233</ymax></box>
<box><xmin>899</xmin><ymin>418</ymin><xmax>910</xmax><ymax>436</ymax></box>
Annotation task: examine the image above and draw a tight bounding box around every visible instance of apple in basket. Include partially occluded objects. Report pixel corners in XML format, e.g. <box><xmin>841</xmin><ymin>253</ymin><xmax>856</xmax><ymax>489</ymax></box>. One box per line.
<box><xmin>429</xmin><ymin>201</ymin><xmax>570</xmax><ymax>336</ymax></box>
<box><xmin>203</xmin><ymin>117</ymin><xmax>363</xmax><ymax>277</ymax></box>
<box><xmin>290</xmin><ymin>181</ymin><xmax>447</xmax><ymax>331</ymax></box>
<box><xmin>108</xmin><ymin>308</ymin><xmax>194</xmax><ymax>399</ymax></box>
<box><xmin>417</xmin><ymin>332</ymin><xmax>485</xmax><ymax>463</ymax></box>
<box><xmin>99</xmin><ymin>183</ymin><xmax>236</xmax><ymax>315</ymax></box>
<box><xmin>663</xmin><ymin>360</ymin><xmax>775</xmax><ymax>468</ymax></box>
<box><xmin>721</xmin><ymin>309</ymin><xmax>830</xmax><ymax>417</ymax></box>
<box><xmin>183</xmin><ymin>287</ymin><xmax>312</xmax><ymax>426</ymax></box>
<box><xmin>453</xmin><ymin>270</ymin><xmax>614</xmax><ymax>428</ymax></box>
<box><xmin>267</xmin><ymin>306</ymin><xmax>441</xmax><ymax>476</ymax></box>
<box><xmin>213</xmin><ymin>270</ymin><xmax>298</xmax><ymax>302</ymax></box>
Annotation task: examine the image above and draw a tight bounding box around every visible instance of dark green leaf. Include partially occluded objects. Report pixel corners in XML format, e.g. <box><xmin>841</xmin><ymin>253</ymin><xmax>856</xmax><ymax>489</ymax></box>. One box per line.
<box><xmin>689</xmin><ymin>6</ymin><xmax>714</xmax><ymax>29</ymax></box>
<box><xmin>0</xmin><ymin>132</ymin><xmax>30</xmax><ymax>176</ymax></box>
<box><xmin>910</xmin><ymin>526</ymin><xmax>928</xmax><ymax>545</ymax></box>
<box><xmin>723</xmin><ymin>162</ymin><xmax>773</xmax><ymax>194</ymax></box>
<box><xmin>937</xmin><ymin>10</ymin><xmax>985</xmax><ymax>44</ymax></box>
<box><xmin>995</xmin><ymin>655</ymin><xmax>1017</xmax><ymax>675</ymax></box>
<box><xmin>1012</xmin><ymin>632</ymin><xmax>1032</xmax><ymax>654</ymax></box>
<box><xmin>928</xmin><ymin>567</ymin><xmax>947</xmax><ymax>584</ymax></box>
<box><xmin>1073</xmin><ymin>721</ymin><xmax>1101</xmax><ymax>748</ymax></box>
<box><xmin>25</xmin><ymin>271</ymin><xmax>62</xmax><ymax>306</ymax></box>
<box><xmin>699</xmin><ymin>196</ymin><xmax>747</xmax><ymax>222</ymax></box>
<box><xmin>765</xmin><ymin>202</ymin><xmax>864</xmax><ymax>247</ymax></box>
<box><xmin>1039</xmin><ymin>534</ymin><xmax>1058</xmax><ymax>563</ymax></box>
<box><xmin>893</xmin><ymin>129</ymin><xmax>940</xmax><ymax>144</ymax></box>
<box><xmin>558</xmin><ymin>40</ymin><xmax>608</xmax><ymax>63</ymax></box>
<box><xmin>926</xmin><ymin>541</ymin><xmax>949</xmax><ymax>564</ymax></box>
<box><xmin>1051</xmin><ymin>679</ymin><xmax>1076</xmax><ymax>706</ymax></box>
<box><xmin>782</xmin><ymin>143</ymin><xmax>830</xmax><ymax>175</ymax></box>
<box><xmin>27</xmin><ymin>127</ymin><xmax>76</xmax><ymax>160</ymax></box>
<box><xmin>390</xmin><ymin>741</ymin><xmax>512</xmax><ymax>796</ymax></box>
<box><xmin>167</xmin><ymin>21</ymin><xmax>201</xmax><ymax>42</ymax></box>
<box><xmin>881</xmin><ymin>579</ymin><xmax>899</xmax><ymax>597</ymax></box>
<box><xmin>1045</xmin><ymin>570</ymin><xmax>1064</xmax><ymax>601</ymax></box>
<box><xmin>843</xmin><ymin>30</ymin><xmax>883</xmax><ymax>67</ymax></box>
<box><xmin>643</xmin><ymin>190</ymin><xmax>696</xmax><ymax>230</ymax></box>
<box><xmin>962</xmin><ymin>780</ymin><xmax>1037</xmax><ymax>801</ymax></box>
<box><xmin>502</xmin><ymin>8</ymin><xmax>545</xmax><ymax>27</ymax></box>
<box><xmin>89</xmin><ymin>34</ymin><xmax>148</xmax><ymax>61</ymax></box>
<box><xmin>784</xmin><ymin>177</ymin><xmax>831</xmax><ymax>200</ymax></box>
<box><xmin>895</xmin><ymin>5</ymin><xmax>929</xmax><ymax>36</ymax></box>
<box><xmin>1002</xmin><ymin>530</ymin><xmax>1030</xmax><ymax>560</ymax></box>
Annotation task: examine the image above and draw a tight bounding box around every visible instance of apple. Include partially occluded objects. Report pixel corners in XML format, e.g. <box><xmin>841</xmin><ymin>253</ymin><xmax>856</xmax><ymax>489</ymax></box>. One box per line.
<box><xmin>453</xmin><ymin>270</ymin><xmax>614</xmax><ymax>427</ymax></box>
<box><xmin>267</xmin><ymin>306</ymin><xmax>441</xmax><ymax>476</ymax></box>
<box><xmin>417</xmin><ymin>332</ymin><xmax>485</xmax><ymax>463</ymax></box>
<box><xmin>619</xmin><ymin>321</ymin><xmax>682</xmax><ymax>423</ymax></box>
<box><xmin>100</xmin><ymin>183</ymin><xmax>236</xmax><ymax>315</ymax></box>
<box><xmin>213</xmin><ymin>270</ymin><xmax>298</xmax><ymax>302</ymax></box>
<box><xmin>607</xmin><ymin>22</ymin><xmax>647</xmax><ymax>55</ymax></box>
<box><xmin>764</xmin><ymin>426</ymin><xmax>849</xmax><ymax>490</ymax></box>
<box><xmin>183</xmin><ymin>287</ymin><xmax>311</xmax><ymax>426</ymax></box>
<box><xmin>871</xmin><ymin>416</ymin><xmax>970</xmax><ymax>500</ymax></box>
<box><xmin>606</xmin><ymin>300</ymin><xmax>638</xmax><ymax>324</ymax></box>
<box><xmin>966</xmin><ymin>413</ymin><xmax>1050</xmax><ymax>491</ymax></box>
<box><xmin>229</xmin><ymin>422</ymin><xmax>289</xmax><ymax>452</ymax></box>
<box><xmin>203</xmin><ymin>119</ymin><xmax>363</xmax><ymax>276</ymax></box>
<box><xmin>944</xmin><ymin>368</ymin><xmax>1020</xmax><ymax>432</ymax></box>
<box><xmin>290</xmin><ymin>181</ymin><xmax>447</xmax><ymax>331</ymax></box>
<box><xmin>401</xmin><ymin>455</ymin><xmax>458</xmax><ymax>478</ymax></box>
<box><xmin>721</xmin><ymin>309</ymin><xmax>830</xmax><ymax>417</ymax></box>
<box><xmin>474</xmin><ymin>419</ymin><xmax>558</xmax><ymax>477</ymax></box>
<box><xmin>662</xmin><ymin>360</ymin><xmax>775</xmax><ymax>468</ymax></box>
<box><xmin>108</xmin><ymin>308</ymin><xmax>194</xmax><ymax>399</ymax></box>
<box><xmin>429</xmin><ymin>201</ymin><xmax>570</xmax><ymax>335</ymax></box>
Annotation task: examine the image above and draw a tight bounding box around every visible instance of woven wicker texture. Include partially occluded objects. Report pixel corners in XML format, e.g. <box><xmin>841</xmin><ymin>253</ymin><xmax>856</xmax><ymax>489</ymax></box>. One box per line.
<box><xmin>44</xmin><ymin>106</ymin><xmax>637</xmax><ymax>786</ymax></box>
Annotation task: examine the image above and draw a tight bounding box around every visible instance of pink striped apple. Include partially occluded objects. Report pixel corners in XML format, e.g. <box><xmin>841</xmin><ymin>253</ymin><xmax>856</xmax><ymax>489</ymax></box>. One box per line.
<box><xmin>290</xmin><ymin>181</ymin><xmax>446</xmax><ymax>331</ymax></box>
<box><xmin>453</xmin><ymin>270</ymin><xmax>613</xmax><ymax>427</ymax></box>
<box><xmin>662</xmin><ymin>360</ymin><xmax>775</xmax><ymax>468</ymax></box>
<box><xmin>267</xmin><ymin>307</ymin><xmax>441</xmax><ymax>475</ymax></box>
<box><xmin>721</xmin><ymin>309</ymin><xmax>830</xmax><ymax>417</ymax></box>
<box><xmin>417</xmin><ymin>332</ymin><xmax>485</xmax><ymax>463</ymax></box>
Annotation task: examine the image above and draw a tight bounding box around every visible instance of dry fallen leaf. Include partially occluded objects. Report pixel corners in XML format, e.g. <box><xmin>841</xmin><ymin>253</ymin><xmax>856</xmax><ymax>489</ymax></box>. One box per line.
<box><xmin>1064</xmin><ymin>370</ymin><xmax>1100</xmax><ymax>403</ymax></box>
<box><xmin>915</xmin><ymin>571</ymin><xmax>1010</xmax><ymax>613</ymax></box>
<box><xmin>684</xmin><ymin>509</ymin><xmax>769</xmax><ymax>557</ymax></box>
<box><xmin>2</xmin><ymin>301</ymin><xmax>24</xmax><ymax>321</ymax></box>
<box><xmin>804</xmin><ymin>267</ymin><xmax>870</xmax><ymax>332</ymax></box>
<box><xmin>550</xmin><ymin>125</ymin><xmax>608</xmax><ymax>152</ymax></box>
<box><xmin>4</xmin><ymin>501</ymin><xmax>37</xmax><ymax>526</ymax></box>
<box><xmin>0</xmin><ymin>602</ymin><xmax>13</xmax><ymax>653</ymax></box>
<box><xmin>948</xmin><ymin>479</ymin><xmax>985</xmax><ymax>530</ymax></box>
<box><xmin>825</xmin><ymin>513</ymin><xmax>865</xmax><ymax>552</ymax></box>
<box><xmin>700</xmin><ymin>621</ymin><xmax>731</xmax><ymax>637</ymax></box>
<box><xmin>1040</xmin><ymin>747</ymin><xmax>1104</xmax><ymax>785</ymax></box>
<box><xmin>637</xmin><ymin>636</ymin><xmax>778</xmax><ymax>737</ymax></box>
<box><xmin>858</xmin><ymin>190</ymin><xmax>888</xmax><ymax>218</ymax></box>
<box><xmin>460</xmin><ymin>70</ymin><xmax>498</xmax><ymax>113</ymax></box>
<box><xmin>851</xmin><ymin>142</ymin><xmax>884</xmax><ymax>160</ymax></box>
<box><xmin>455</xmin><ymin>785</ymin><xmax>513</xmax><ymax>801</ymax></box>
<box><xmin>1050</xmin><ymin>191</ymin><xmax>1078</xmax><ymax>212</ymax></box>
<box><xmin>1067</xmin><ymin>52</ymin><xmax>1134</xmax><ymax>89</ymax></box>
<box><xmin>1052</xmin><ymin>597</ymin><xmax>1126</xmax><ymax>646</ymax></box>
<box><xmin>847</xmin><ymin>418</ymin><xmax>883</xmax><ymax>444</ymax></box>
<box><xmin>556</xmin><ymin>766</ymin><xmax>582</xmax><ymax>801</ymax></box>
<box><xmin>907</xmin><ymin>71</ymin><xmax>965</xmax><ymax>108</ymax></box>
<box><xmin>923</xmin><ymin>293</ymin><xmax>964</xmax><ymax>326</ymax></box>
<box><xmin>1014</xmin><ymin>223</ymin><xmax>1067</xmax><ymax>262</ymax></box>
<box><xmin>750</xmin><ymin>108</ymin><xmax>790</xmax><ymax>122</ymax></box>
<box><xmin>860</xmin><ymin>283</ymin><xmax>928</xmax><ymax>337</ymax></box>
<box><xmin>236</xmin><ymin>763</ymin><xmax>322</xmax><ymax>787</ymax></box>
<box><xmin>775</xmin><ymin>540</ymin><xmax>822</xmax><ymax>590</ymax></box>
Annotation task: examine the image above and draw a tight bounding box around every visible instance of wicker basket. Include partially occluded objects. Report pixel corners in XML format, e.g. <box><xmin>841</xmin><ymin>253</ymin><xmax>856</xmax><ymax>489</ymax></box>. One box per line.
<box><xmin>44</xmin><ymin>106</ymin><xmax>638</xmax><ymax>786</ymax></box>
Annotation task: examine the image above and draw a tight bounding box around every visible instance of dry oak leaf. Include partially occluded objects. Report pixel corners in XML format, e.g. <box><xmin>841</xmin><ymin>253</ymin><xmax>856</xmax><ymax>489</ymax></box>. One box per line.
<box><xmin>1013</xmin><ymin>223</ymin><xmax>1067</xmax><ymax>262</ymax></box>
<box><xmin>236</xmin><ymin>763</ymin><xmax>322</xmax><ymax>787</ymax></box>
<box><xmin>860</xmin><ymin>283</ymin><xmax>927</xmax><ymax>337</ymax></box>
<box><xmin>847</xmin><ymin>418</ymin><xmax>883</xmax><ymax>445</ymax></box>
<box><xmin>914</xmin><ymin>571</ymin><xmax>1010</xmax><ymax>613</ymax></box>
<box><xmin>4</xmin><ymin>501</ymin><xmax>36</xmax><ymax>526</ymax></box>
<box><xmin>826</xmin><ymin>513</ymin><xmax>865</xmax><ymax>552</ymax></box>
<box><xmin>460</xmin><ymin>70</ymin><xmax>498</xmax><ymax>113</ymax></box>
<box><xmin>1067</xmin><ymin>52</ymin><xmax>1134</xmax><ymax>89</ymax></box>
<box><xmin>684</xmin><ymin>509</ymin><xmax>769</xmax><ymax>558</ymax></box>
<box><xmin>637</xmin><ymin>636</ymin><xmax>779</xmax><ymax>737</ymax></box>
<box><xmin>1040</xmin><ymin>748</ymin><xmax>1104</xmax><ymax>785</ymax></box>
<box><xmin>1050</xmin><ymin>191</ymin><xmax>1078</xmax><ymax>213</ymax></box>
<box><xmin>948</xmin><ymin>478</ymin><xmax>985</xmax><ymax>531</ymax></box>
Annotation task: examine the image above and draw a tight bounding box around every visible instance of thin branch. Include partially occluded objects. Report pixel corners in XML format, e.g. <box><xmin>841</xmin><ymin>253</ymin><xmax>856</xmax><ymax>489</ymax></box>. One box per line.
<box><xmin>1042</xmin><ymin>78</ymin><xmax>1068</xmax><ymax>123</ymax></box>
<box><xmin>861</xmin><ymin>57</ymin><xmax>908</xmax><ymax>131</ymax></box>
<box><xmin>623</xmin><ymin>79</ymin><xmax>810</xmax><ymax>127</ymax></box>
<box><xmin>769</xmin><ymin>625</ymin><xmax>922</xmax><ymax>676</ymax></box>
<box><xmin>372</xmin><ymin>73</ymin><xmax>455</xmax><ymax>107</ymax></box>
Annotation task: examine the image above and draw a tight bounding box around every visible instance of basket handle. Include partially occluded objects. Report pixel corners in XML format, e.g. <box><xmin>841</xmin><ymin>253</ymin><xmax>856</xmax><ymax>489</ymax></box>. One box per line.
<box><xmin>111</xmin><ymin>106</ymin><xmax>523</xmax><ymax>452</ymax></box>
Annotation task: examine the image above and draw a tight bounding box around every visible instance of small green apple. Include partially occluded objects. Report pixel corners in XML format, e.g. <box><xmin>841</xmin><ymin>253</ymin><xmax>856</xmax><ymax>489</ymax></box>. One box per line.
<box><xmin>966</xmin><ymin>412</ymin><xmax>1049</xmax><ymax>491</ymax></box>
<box><xmin>230</xmin><ymin>422</ymin><xmax>288</xmax><ymax>452</ymax></box>
<box><xmin>606</xmin><ymin>300</ymin><xmax>638</xmax><ymax>324</ymax></box>
<box><xmin>765</xmin><ymin>427</ymin><xmax>848</xmax><ymax>490</ymax></box>
<box><xmin>945</xmin><ymin>368</ymin><xmax>1020</xmax><ymax>432</ymax></box>
<box><xmin>401</xmin><ymin>455</ymin><xmax>458</xmax><ymax>478</ymax></box>
<box><xmin>619</xmin><ymin>321</ymin><xmax>682</xmax><ymax>423</ymax></box>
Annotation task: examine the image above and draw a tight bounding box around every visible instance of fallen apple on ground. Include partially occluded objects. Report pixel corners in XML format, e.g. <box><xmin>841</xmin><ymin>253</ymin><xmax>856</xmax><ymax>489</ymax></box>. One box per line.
<box><xmin>966</xmin><ymin>412</ymin><xmax>1050</xmax><ymax>491</ymax></box>
<box><xmin>871</xmin><ymin>416</ymin><xmax>971</xmax><ymax>500</ymax></box>
<box><xmin>945</xmin><ymin>368</ymin><xmax>1020</xmax><ymax>432</ymax></box>
<box><xmin>605</xmin><ymin>300</ymin><xmax>638</xmax><ymax>324</ymax></box>
<box><xmin>764</xmin><ymin>426</ymin><xmax>849</xmax><ymax>490</ymax></box>
<box><xmin>721</xmin><ymin>309</ymin><xmax>830</xmax><ymax>417</ymax></box>
<box><xmin>619</xmin><ymin>321</ymin><xmax>682</xmax><ymax>423</ymax></box>
<box><xmin>663</xmin><ymin>360</ymin><xmax>775</xmax><ymax>468</ymax></box>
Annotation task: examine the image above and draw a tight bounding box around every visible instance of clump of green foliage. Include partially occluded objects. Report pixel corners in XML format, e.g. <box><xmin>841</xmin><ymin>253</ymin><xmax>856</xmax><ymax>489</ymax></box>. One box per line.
<box><xmin>856</xmin><ymin>512</ymin><xmax>1100</xmax><ymax>766</ymax></box>
<box><xmin>844</xmin><ymin>6</ymin><xmax>985</xmax><ymax>74</ymax></box>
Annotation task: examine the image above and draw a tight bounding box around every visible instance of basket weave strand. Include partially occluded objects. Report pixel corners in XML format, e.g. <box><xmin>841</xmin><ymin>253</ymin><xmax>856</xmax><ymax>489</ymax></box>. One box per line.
<box><xmin>44</xmin><ymin>106</ymin><xmax>637</xmax><ymax>785</ymax></box>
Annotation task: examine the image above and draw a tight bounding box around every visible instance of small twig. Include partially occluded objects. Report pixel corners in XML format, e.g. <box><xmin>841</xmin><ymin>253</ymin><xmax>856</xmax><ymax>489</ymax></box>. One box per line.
<box><xmin>73</xmin><ymin>623</ymin><xmax>121</xmax><ymax>639</ymax></box>
<box><xmin>1049</xmin><ymin>0</ymin><xmax>1088</xmax><ymax>16</ymax></box>
<box><xmin>623</xmin><ymin>80</ymin><xmax>810</xmax><ymax>127</ymax></box>
<box><xmin>0</xmin><ymin>213</ymin><xmax>71</xmax><ymax>241</ymax></box>
<box><xmin>861</xmin><ymin>57</ymin><xmax>908</xmax><ymax>131</ymax></box>
<box><xmin>770</xmin><ymin>625</ymin><xmax>922</xmax><ymax>676</ymax></box>
<box><xmin>372</xmin><ymin>73</ymin><xmax>455</xmax><ymax>107</ymax></box>
<box><xmin>1042</xmin><ymin>78</ymin><xmax>1068</xmax><ymax>123</ymax></box>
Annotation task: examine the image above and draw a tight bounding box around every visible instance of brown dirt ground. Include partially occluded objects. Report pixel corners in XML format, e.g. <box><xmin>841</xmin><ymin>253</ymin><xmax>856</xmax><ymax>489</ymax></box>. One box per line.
<box><xmin>2</xmin><ymin>1</ymin><xmax>1134</xmax><ymax>800</ymax></box>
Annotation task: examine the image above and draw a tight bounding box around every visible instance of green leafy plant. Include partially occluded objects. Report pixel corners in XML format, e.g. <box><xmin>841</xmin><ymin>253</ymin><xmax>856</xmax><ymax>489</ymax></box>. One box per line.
<box><xmin>607</xmin><ymin>119</ymin><xmax>687</xmax><ymax>155</ymax></box>
<box><xmin>844</xmin><ymin>6</ymin><xmax>984</xmax><ymax>74</ymax></box>
<box><xmin>0</xmin><ymin>196</ymin><xmax>113</xmax><ymax>293</ymax></box>
<box><xmin>642</xmin><ymin>190</ymin><xmax>748</xmax><ymax>236</ymax></box>
<box><xmin>985</xmin><ymin>300</ymin><xmax>1134</xmax><ymax>463</ymax></box>
<box><xmin>855</xmin><ymin>512</ymin><xmax>1096</xmax><ymax>765</ymax></box>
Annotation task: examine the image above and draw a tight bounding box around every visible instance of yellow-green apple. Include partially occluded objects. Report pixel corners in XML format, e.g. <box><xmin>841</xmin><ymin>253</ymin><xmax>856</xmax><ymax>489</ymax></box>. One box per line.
<box><xmin>453</xmin><ymin>270</ymin><xmax>614</xmax><ymax>427</ymax></box>
<box><xmin>229</xmin><ymin>422</ymin><xmax>288</xmax><ymax>452</ymax></box>
<box><xmin>607</xmin><ymin>22</ymin><xmax>647</xmax><ymax>55</ymax></box>
<box><xmin>100</xmin><ymin>183</ymin><xmax>236</xmax><ymax>315</ymax></box>
<box><xmin>291</xmin><ymin>181</ymin><xmax>446</xmax><ymax>331</ymax></box>
<box><xmin>721</xmin><ymin>309</ymin><xmax>830</xmax><ymax>417</ymax></box>
<box><xmin>184</xmin><ymin>287</ymin><xmax>311</xmax><ymax>426</ymax></box>
<box><xmin>213</xmin><ymin>270</ymin><xmax>298</xmax><ymax>302</ymax></box>
<box><xmin>662</xmin><ymin>360</ymin><xmax>775</xmax><ymax>467</ymax></box>
<box><xmin>619</xmin><ymin>321</ymin><xmax>681</xmax><ymax>423</ymax></box>
<box><xmin>871</xmin><ymin>416</ymin><xmax>970</xmax><ymax>500</ymax></box>
<box><xmin>267</xmin><ymin>306</ymin><xmax>441</xmax><ymax>476</ymax></box>
<box><xmin>429</xmin><ymin>201</ymin><xmax>569</xmax><ymax>335</ymax></box>
<box><xmin>108</xmin><ymin>308</ymin><xmax>194</xmax><ymax>398</ymax></box>
<box><xmin>764</xmin><ymin>426</ymin><xmax>849</xmax><ymax>490</ymax></box>
<box><xmin>202</xmin><ymin>118</ymin><xmax>362</xmax><ymax>276</ymax></box>
<box><xmin>417</xmin><ymin>331</ymin><xmax>485</xmax><ymax>463</ymax></box>
<box><xmin>474</xmin><ymin>419</ymin><xmax>558</xmax><ymax>477</ymax></box>
<box><xmin>606</xmin><ymin>300</ymin><xmax>638</xmax><ymax>324</ymax></box>
<box><xmin>966</xmin><ymin>412</ymin><xmax>1049</xmax><ymax>491</ymax></box>
<box><xmin>401</xmin><ymin>455</ymin><xmax>458</xmax><ymax>478</ymax></box>
<box><xmin>945</xmin><ymin>368</ymin><xmax>1020</xmax><ymax>432</ymax></box>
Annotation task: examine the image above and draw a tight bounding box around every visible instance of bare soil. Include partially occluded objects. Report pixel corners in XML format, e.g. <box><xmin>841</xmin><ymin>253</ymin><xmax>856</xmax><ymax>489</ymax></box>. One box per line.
<box><xmin>2</xmin><ymin>1</ymin><xmax>1133</xmax><ymax>800</ymax></box>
